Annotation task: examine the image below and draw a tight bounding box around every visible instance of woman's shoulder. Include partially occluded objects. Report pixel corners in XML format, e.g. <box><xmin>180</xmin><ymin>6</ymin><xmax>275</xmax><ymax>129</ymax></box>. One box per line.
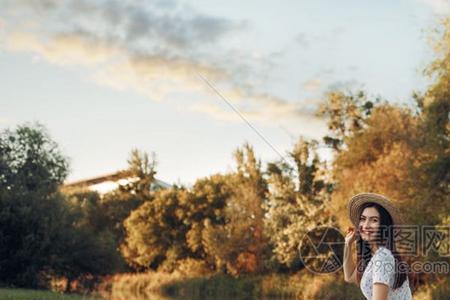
<box><xmin>373</xmin><ymin>246</ymin><xmax>395</xmax><ymax>262</ymax></box>
<box><xmin>371</xmin><ymin>246</ymin><xmax>397</xmax><ymax>286</ymax></box>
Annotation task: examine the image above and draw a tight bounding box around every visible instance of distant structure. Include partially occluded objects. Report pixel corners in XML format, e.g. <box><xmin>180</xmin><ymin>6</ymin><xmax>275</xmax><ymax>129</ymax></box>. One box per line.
<box><xmin>63</xmin><ymin>170</ymin><xmax>171</xmax><ymax>195</ymax></box>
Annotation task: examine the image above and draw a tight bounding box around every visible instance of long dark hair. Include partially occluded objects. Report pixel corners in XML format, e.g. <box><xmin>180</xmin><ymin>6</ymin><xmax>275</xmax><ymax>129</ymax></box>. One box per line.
<box><xmin>355</xmin><ymin>202</ymin><xmax>409</xmax><ymax>289</ymax></box>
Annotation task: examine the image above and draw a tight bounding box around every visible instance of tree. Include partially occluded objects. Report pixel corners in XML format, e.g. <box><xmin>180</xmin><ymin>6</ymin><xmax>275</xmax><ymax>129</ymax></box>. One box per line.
<box><xmin>202</xmin><ymin>143</ymin><xmax>269</xmax><ymax>276</ymax></box>
<box><xmin>50</xmin><ymin>214</ymin><xmax>121</xmax><ymax>292</ymax></box>
<box><xmin>324</xmin><ymin>18</ymin><xmax>450</xmax><ymax>230</ymax></box>
<box><xmin>99</xmin><ymin>149</ymin><xmax>158</xmax><ymax>245</ymax></box>
<box><xmin>0</xmin><ymin>123</ymin><xmax>123</xmax><ymax>288</ymax></box>
<box><xmin>316</xmin><ymin>90</ymin><xmax>376</xmax><ymax>152</ymax></box>
<box><xmin>264</xmin><ymin>137</ymin><xmax>335</xmax><ymax>270</ymax></box>
<box><xmin>120</xmin><ymin>143</ymin><xmax>270</xmax><ymax>276</ymax></box>
<box><xmin>184</xmin><ymin>174</ymin><xmax>231</xmax><ymax>263</ymax></box>
<box><xmin>120</xmin><ymin>187</ymin><xmax>191</xmax><ymax>271</ymax></box>
<box><xmin>411</xmin><ymin>17</ymin><xmax>450</xmax><ymax>226</ymax></box>
<box><xmin>61</xmin><ymin>149</ymin><xmax>160</xmax><ymax>279</ymax></box>
<box><xmin>117</xmin><ymin>149</ymin><xmax>157</xmax><ymax>196</ymax></box>
<box><xmin>62</xmin><ymin>189</ymin><xmax>128</xmax><ymax>280</ymax></box>
<box><xmin>0</xmin><ymin>123</ymin><xmax>69</xmax><ymax>287</ymax></box>
<box><xmin>327</xmin><ymin>102</ymin><xmax>422</xmax><ymax>230</ymax></box>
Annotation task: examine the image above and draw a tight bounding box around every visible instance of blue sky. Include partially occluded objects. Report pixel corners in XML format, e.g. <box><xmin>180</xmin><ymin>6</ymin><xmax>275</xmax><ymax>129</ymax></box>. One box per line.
<box><xmin>0</xmin><ymin>0</ymin><xmax>447</xmax><ymax>185</ymax></box>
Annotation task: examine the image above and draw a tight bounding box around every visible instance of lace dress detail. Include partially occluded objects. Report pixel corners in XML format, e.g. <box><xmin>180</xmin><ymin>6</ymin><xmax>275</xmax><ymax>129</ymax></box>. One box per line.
<box><xmin>360</xmin><ymin>246</ymin><xmax>412</xmax><ymax>299</ymax></box>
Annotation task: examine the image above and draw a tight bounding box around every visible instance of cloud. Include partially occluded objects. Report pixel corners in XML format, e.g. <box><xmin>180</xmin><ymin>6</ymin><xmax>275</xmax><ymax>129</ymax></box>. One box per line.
<box><xmin>0</xmin><ymin>0</ymin><xmax>325</xmax><ymax>127</ymax></box>
<box><xmin>1</xmin><ymin>2</ymin><xmax>223</xmax><ymax>68</ymax></box>
<box><xmin>2</xmin><ymin>0</ymin><xmax>242</xmax><ymax>54</ymax></box>
<box><xmin>188</xmin><ymin>95</ymin><xmax>322</xmax><ymax>124</ymax></box>
<box><xmin>302</xmin><ymin>79</ymin><xmax>322</xmax><ymax>92</ymax></box>
<box><xmin>187</xmin><ymin>99</ymin><xmax>329</xmax><ymax>142</ymax></box>
<box><xmin>4</xmin><ymin>31</ymin><xmax>122</xmax><ymax>65</ymax></box>
<box><xmin>92</xmin><ymin>53</ymin><xmax>228</xmax><ymax>101</ymax></box>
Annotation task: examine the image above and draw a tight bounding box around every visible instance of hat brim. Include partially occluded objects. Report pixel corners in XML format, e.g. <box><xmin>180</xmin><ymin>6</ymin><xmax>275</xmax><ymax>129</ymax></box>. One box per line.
<box><xmin>348</xmin><ymin>192</ymin><xmax>403</xmax><ymax>228</ymax></box>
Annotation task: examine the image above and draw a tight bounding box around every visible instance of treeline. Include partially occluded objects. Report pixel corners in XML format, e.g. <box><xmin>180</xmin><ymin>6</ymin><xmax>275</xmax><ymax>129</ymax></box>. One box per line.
<box><xmin>0</xmin><ymin>123</ymin><xmax>337</xmax><ymax>290</ymax></box>
<box><xmin>0</xmin><ymin>17</ymin><xmax>448</xmax><ymax>296</ymax></box>
<box><xmin>0</xmin><ymin>125</ymin><xmax>122</xmax><ymax>289</ymax></box>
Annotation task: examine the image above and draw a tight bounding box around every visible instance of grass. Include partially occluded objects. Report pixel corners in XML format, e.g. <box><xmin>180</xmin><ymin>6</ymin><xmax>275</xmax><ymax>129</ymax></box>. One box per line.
<box><xmin>0</xmin><ymin>288</ymin><xmax>102</xmax><ymax>300</ymax></box>
<box><xmin>98</xmin><ymin>270</ymin><xmax>362</xmax><ymax>300</ymax></box>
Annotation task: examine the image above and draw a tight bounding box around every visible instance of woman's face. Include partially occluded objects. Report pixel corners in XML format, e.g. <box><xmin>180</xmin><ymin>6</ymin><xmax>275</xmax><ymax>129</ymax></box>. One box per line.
<box><xmin>359</xmin><ymin>207</ymin><xmax>380</xmax><ymax>242</ymax></box>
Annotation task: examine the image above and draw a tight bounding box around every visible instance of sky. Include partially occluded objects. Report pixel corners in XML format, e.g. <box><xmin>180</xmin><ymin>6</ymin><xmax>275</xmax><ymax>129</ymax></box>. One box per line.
<box><xmin>0</xmin><ymin>0</ymin><xmax>448</xmax><ymax>186</ymax></box>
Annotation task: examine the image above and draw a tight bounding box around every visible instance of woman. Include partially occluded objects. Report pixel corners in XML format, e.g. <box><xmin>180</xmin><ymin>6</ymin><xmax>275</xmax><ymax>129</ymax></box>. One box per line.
<box><xmin>343</xmin><ymin>193</ymin><xmax>413</xmax><ymax>300</ymax></box>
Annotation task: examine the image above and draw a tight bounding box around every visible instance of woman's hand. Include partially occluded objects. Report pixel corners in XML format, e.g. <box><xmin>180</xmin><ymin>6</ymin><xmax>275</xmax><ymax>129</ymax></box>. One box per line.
<box><xmin>345</xmin><ymin>226</ymin><xmax>358</xmax><ymax>245</ymax></box>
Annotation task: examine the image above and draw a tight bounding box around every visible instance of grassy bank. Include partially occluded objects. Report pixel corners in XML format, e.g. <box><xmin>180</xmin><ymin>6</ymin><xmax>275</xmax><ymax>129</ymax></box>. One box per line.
<box><xmin>0</xmin><ymin>288</ymin><xmax>102</xmax><ymax>300</ymax></box>
<box><xmin>98</xmin><ymin>271</ymin><xmax>364</xmax><ymax>300</ymax></box>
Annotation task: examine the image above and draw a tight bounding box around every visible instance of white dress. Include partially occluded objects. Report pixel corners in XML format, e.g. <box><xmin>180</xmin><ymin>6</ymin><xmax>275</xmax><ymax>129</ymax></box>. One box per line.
<box><xmin>360</xmin><ymin>246</ymin><xmax>413</xmax><ymax>299</ymax></box>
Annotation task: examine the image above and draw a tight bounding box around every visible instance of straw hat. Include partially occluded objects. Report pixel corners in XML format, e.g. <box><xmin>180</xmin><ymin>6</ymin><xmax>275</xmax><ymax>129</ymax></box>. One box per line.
<box><xmin>347</xmin><ymin>192</ymin><xmax>403</xmax><ymax>227</ymax></box>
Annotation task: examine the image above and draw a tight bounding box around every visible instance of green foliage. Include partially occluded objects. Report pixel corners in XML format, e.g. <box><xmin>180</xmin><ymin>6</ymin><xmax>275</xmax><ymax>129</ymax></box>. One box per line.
<box><xmin>96</xmin><ymin>149</ymin><xmax>158</xmax><ymax>246</ymax></box>
<box><xmin>411</xmin><ymin>17</ymin><xmax>450</xmax><ymax>226</ymax></box>
<box><xmin>121</xmin><ymin>187</ymin><xmax>191</xmax><ymax>270</ymax></box>
<box><xmin>0</xmin><ymin>123</ymin><xmax>69</xmax><ymax>192</ymax></box>
<box><xmin>173</xmin><ymin>258</ymin><xmax>212</xmax><ymax>276</ymax></box>
<box><xmin>121</xmin><ymin>143</ymin><xmax>270</xmax><ymax>276</ymax></box>
<box><xmin>4</xmin><ymin>18</ymin><xmax>449</xmax><ymax>296</ymax></box>
<box><xmin>0</xmin><ymin>123</ymin><xmax>70</xmax><ymax>287</ymax></box>
<box><xmin>97</xmin><ymin>192</ymin><xmax>145</xmax><ymax>245</ymax></box>
<box><xmin>51</xmin><ymin>189</ymin><xmax>125</xmax><ymax>289</ymax></box>
<box><xmin>264</xmin><ymin>138</ymin><xmax>335</xmax><ymax>270</ymax></box>
<box><xmin>316</xmin><ymin>90</ymin><xmax>376</xmax><ymax>152</ymax></box>
<box><xmin>120</xmin><ymin>170</ymin><xmax>233</xmax><ymax>273</ymax></box>
<box><xmin>185</xmin><ymin>174</ymin><xmax>231</xmax><ymax>258</ymax></box>
<box><xmin>0</xmin><ymin>123</ymin><xmax>121</xmax><ymax>289</ymax></box>
<box><xmin>325</xmin><ymin>19</ymin><xmax>449</xmax><ymax>230</ymax></box>
<box><xmin>117</xmin><ymin>149</ymin><xmax>158</xmax><ymax>196</ymax></box>
<box><xmin>201</xmin><ymin>143</ymin><xmax>268</xmax><ymax>276</ymax></box>
<box><xmin>66</xmin><ymin>190</ymin><xmax>107</xmax><ymax>232</ymax></box>
<box><xmin>49</xmin><ymin>222</ymin><xmax>121</xmax><ymax>291</ymax></box>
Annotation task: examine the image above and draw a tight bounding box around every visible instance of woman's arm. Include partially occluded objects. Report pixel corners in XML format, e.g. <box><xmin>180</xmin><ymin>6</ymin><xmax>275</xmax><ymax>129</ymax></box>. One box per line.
<box><xmin>343</xmin><ymin>228</ymin><xmax>357</xmax><ymax>283</ymax></box>
<box><xmin>373</xmin><ymin>282</ymin><xmax>389</xmax><ymax>300</ymax></box>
